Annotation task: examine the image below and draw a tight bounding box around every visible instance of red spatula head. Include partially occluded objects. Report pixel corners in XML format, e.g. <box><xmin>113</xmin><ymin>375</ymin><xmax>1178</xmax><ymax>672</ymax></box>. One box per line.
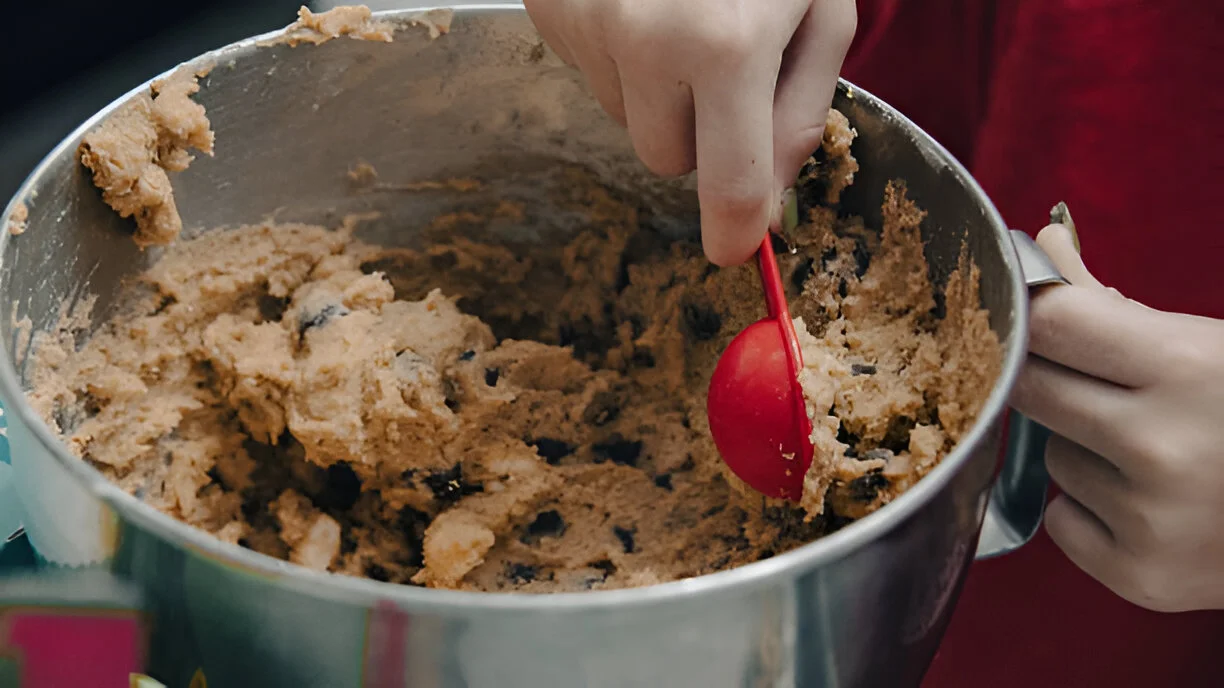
<box><xmin>706</xmin><ymin>228</ymin><xmax>814</xmax><ymax>501</ymax></box>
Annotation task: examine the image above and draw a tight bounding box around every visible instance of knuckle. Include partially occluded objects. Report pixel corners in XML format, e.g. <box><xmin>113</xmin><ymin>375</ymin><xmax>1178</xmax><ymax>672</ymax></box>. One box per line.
<box><xmin>695</xmin><ymin>16</ymin><xmax>758</xmax><ymax>63</ymax></box>
<box><xmin>1127</xmin><ymin>430</ymin><xmax>1188</xmax><ymax>483</ymax></box>
<box><xmin>1009</xmin><ymin>355</ymin><xmax>1051</xmax><ymax>415</ymax></box>
<box><xmin>1163</xmin><ymin>335</ymin><xmax>1213</xmax><ymax>377</ymax></box>
<box><xmin>699</xmin><ymin>184</ymin><xmax>770</xmax><ymax>223</ymax></box>
<box><xmin>599</xmin><ymin>0</ymin><xmax>634</xmax><ymax>37</ymax></box>
<box><xmin>1042</xmin><ymin>438</ymin><xmax>1070</xmax><ymax>484</ymax></box>
<box><xmin>1114</xmin><ymin>501</ymin><xmax>1164</xmax><ymax>556</ymax></box>
<box><xmin>601</xmin><ymin>0</ymin><xmax>667</xmax><ymax>56</ymax></box>
<box><xmin>1117</xmin><ymin>564</ymin><xmax>1182</xmax><ymax>612</ymax></box>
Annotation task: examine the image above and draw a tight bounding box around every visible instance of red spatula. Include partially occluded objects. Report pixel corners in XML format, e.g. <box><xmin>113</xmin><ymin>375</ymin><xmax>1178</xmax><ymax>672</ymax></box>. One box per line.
<box><xmin>706</xmin><ymin>192</ymin><xmax>814</xmax><ymax>500</ymax></box>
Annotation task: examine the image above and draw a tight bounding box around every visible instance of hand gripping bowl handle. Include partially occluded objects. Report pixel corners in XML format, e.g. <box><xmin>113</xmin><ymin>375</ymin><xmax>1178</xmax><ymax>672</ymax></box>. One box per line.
<box><xmin>974</xmin><ymin>230</ymin><xmax>1068</xmax><ymax>559</ymax></box>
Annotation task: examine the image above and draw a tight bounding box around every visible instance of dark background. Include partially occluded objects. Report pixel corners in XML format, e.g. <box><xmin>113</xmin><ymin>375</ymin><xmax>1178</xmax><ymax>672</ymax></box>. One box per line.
<box><xmin>1</xmin><ymin>0</ymin><xmax>303</xmax><ymax>202</ymax></box>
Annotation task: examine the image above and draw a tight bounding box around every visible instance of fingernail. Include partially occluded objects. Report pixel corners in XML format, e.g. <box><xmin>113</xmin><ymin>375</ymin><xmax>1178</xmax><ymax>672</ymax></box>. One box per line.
<box><xmin>1049</xmin><ymin>201</ymin><xmax>1080</xmax><ymax>253</ymax></box>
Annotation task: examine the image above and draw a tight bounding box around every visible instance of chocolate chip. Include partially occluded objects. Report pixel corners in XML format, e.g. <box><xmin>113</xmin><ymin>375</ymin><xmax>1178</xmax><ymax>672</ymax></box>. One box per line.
<box><xmin>848</xmin><ymin>471</ymin><xmax>890</xmax><ymax>502</ymax></box>
<box><xmin>824</xmin><ymin>507</ymin><xmax>855</xmax><ymax>531</ymax></box>
<box><xmin>258</xmin><ymin>294</ymin><xmax>290</xmax><ymax>322</ymax></box>
<box><xmin>206</xmin><ymin>466</ymin><xmax>223</xmax><ymax>485</ymax></box>
<box><xmin>717</xmin><ymin>533</ymin><xmax>751</xmax><ymax>551</ymax></box>
<box><xmin>612</xmin><ymin>525</ymin><xmax>636</xmax><ymax>554</ymax></box>
<box><xmin>628</xmin><ymin>316</ymin><xmax>645</xmax><ymax>339</ymax></box>
<box><xmin>484</xmin><ymin>368</ymin><xmax>500</xmax><ymax>386</ymax></box>
<box><xmin>653</xmin><ymin>473</ymin><xmax>673</xmax><ymax>491</ymax></box>
<box><xmin>340</xmin><ymin>531</ymin><xmax>358</xmax><ymax>555</ymax></box>
<box><xmin>851</xmin><ymin>363</ymin><xmax>877</xmax><ymax>376</ymax></box>
<box><xmin>592</xmin><ymin>434</ymin><xmax>643</xmax><ymax>466</ymax></box>
<box><xmin>836</xmin><ymin>425</ymin><xmax>861</xmax><ymax>450</ymax></box>
<box><xmin>631</xmin><ymin>348</ymin><xmax>656</xmax><ymax>368</ymax></box>
<box><xmin>820</xmin><ymin>247</ymin><xmax>838</xmax><ymax>271</ymax></box>
<box><xmin>838</xmin><ymin>279</ymin><xmax>849</xmax><ymax>298</ymax></box>
<box><xmin>852</xmin><ymin>238</ymin><xmax>871</xmax><ymax>277</ymax></box>
<box><xmin>558</xmin><ymin>318</ymin><xmax>609</xmax><ymax>360</ymax></box>
<box><xmin>615</xmin><ymin>255</ymin><xmax>632</xmax><ymax>293</ymax></box>
<box><xmin>316</xmin><ymin>462</ymin><xmax>362</xmax><ymax>511</ymax></box>
<box><xmin>398</xmin><ymin>506</ymin><xmax>429</xmax><ymax>567</ymax></box>
<box><xmin>524</xmin><ymin>510</ymin><xmax>567</xmax><ymax>540</ymax></box>
<box><xmin>299</xmin><ymin>303</ymin><xmax>350</xmax><ymax>335</ymax></box>
<box><xmin>756</xmin><ymin>549</ymin><xmax>776</xmax><ymax>561</ymax></box>
<box><xmin>769</xmin><ymin>233</ymin><xmax>790</xmax><ymax>256</ymax></box>
<box><xmin>458</xmin><ymin>350</ymin><xmax>476</xmax><ymax>361</ymax></box>
<box><xmin>881</xmin><ymin>416</ymin><xmax>916</xmax><ymax>454</ymax></box>
<box><xmin>791</xmin><ymin>257</ymin><xmax>815</xmax><ymax>292</ymax></box>
<box><xmin>529</xmin><ymin>438</ymin><xmax>575</xmax><ymax>465</ymax></box>
<box><xmin>931</xmin><ymin>290</ymin><xmax>948</xmax><ymax>320</ymax></box>
<box><xmin>429</xmin><ymin>252</ymin><xmax>458</xmax><ymax>270</ymax></box>
<box><xmin>423</xmin><ymin>463</ymin><xmax>483</xmax><ymax>505</ymax></box>
<box><xmin>398</xmin><ymin>505</ymin><xmax>430</xmax><ymax>533</ymax></box>
<box><xmin>506</xmin><ymin>563</ymin><xmax>538</xmax><ymax>583</ymax></box>
<box><xmin>702</xmin><ymin>504</ymin><xmax>726</xmax><ymax>518</ymax></box>
<box><xmin>582</xmin><ymin>560</ymin><xmax>617</xmax><ymax>589</ymax></box>
<box><xmin>366</xmin><ymin>564</ymin><xmax>391</xmax><ymax>582</ymax></box>
<box><xmin>711</xmin><ymin>554</ymin><xmax>732</xmax><ymax>570</ymax></box>
<box><xmin>151</xmin><ymin>295</ymin><xmax>175</xmax><ymax>316</ymax></box>
<box><xmin>862</xmin><ymin>448</ymin><xmax>894</xmax><ymax>462</ymax></box>
<box><xmin>583</xmin><ymin>391</ymin><xmax>622</xmax><ymax>426</ymax></box>
<box><xmin>683</xmin><ymin>303</ymin><xmax>722</xmax><ymax>341</ymax></box>
<box><xmin>240</xmin><ymin>494</ymin><xmax>265</xmax><ymax>522</ymax></box>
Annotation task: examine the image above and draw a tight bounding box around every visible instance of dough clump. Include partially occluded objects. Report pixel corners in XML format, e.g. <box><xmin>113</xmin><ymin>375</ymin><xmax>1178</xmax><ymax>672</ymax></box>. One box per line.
<box><xmin>78</xmin><ymin>67</ymin><xmax>214</xmax><ymax>248</ymax></box>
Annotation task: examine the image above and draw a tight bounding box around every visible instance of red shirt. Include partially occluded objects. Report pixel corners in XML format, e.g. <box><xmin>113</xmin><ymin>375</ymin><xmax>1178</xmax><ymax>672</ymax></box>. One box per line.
<box><xmin>843</xmin><ymin>0</ymin><xmax>1224</xmax><ymax>685</ymax></box>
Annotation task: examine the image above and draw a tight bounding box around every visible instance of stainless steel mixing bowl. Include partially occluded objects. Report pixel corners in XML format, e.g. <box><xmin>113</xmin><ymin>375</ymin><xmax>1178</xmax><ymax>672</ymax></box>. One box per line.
<box><xmin>0</xmin><ymin>4</ymin><xmax>1059</xmax><ymax>686</ymax></box>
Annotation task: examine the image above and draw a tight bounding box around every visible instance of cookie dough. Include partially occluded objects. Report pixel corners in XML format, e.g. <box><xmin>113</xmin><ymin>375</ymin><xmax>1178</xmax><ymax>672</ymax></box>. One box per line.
<box><xmin>273</xmin><ymin>5</ymin><xmax>453</xmax><ymax>47</ymax></box>
<box><xmin>78</xmin><ymin>66</ymin><xmax>214</xmax><ymax>248</ymax></box>
<box><xmin>35</xmin><ymin>105</ymin><xmax>1000</xmax><ymax>592</ymax></box>
<box><xmin>6</xmin><ymin>201</ymin><xmax>27</xmax><ymax>236</ymax></box>
<box><xmin>792</xmin><ymin>182</ymin><xmax>1000</xmax><ymax>518</ymax></box>
<box><xmin>277</xmin><ymin>5</ymin><xmax>396</xmax><ymax>46</ymax></box>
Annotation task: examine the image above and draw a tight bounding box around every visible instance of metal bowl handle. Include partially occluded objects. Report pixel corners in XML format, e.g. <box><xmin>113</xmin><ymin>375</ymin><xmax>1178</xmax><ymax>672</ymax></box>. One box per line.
<box><xmin>0</xmin><ymin>403</ymin><xmax>21</xmax><ymax>549</ymax></box>
<box><xmin>974</xmin><ymin>230</ymin><xmax>1068</xmax><ymax>559</ymax></box>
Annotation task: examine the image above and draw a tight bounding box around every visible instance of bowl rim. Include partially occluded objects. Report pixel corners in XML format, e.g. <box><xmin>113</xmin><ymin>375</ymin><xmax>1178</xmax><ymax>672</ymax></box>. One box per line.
<box><xmin>0</xmin><ymin>2</ymin><xmax>1029</xmax><ymax>614</ymax></box>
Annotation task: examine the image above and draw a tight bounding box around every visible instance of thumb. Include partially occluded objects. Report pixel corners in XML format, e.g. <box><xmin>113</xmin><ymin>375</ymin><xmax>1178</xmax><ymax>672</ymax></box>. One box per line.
<box><xmin>1035</xmin><ymin>201</ymin><xmax>1110</xmax><ymax>290</ymax></box>
<box><xmin>1035</xmin><ymin>203</ymin><xmax>1140</xmax><ymax>306</ymax></box>
<box><xmin>1034</xmin><ymin>223</ymin><xmax>1106</xmax><ymax>290</ymax></box>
